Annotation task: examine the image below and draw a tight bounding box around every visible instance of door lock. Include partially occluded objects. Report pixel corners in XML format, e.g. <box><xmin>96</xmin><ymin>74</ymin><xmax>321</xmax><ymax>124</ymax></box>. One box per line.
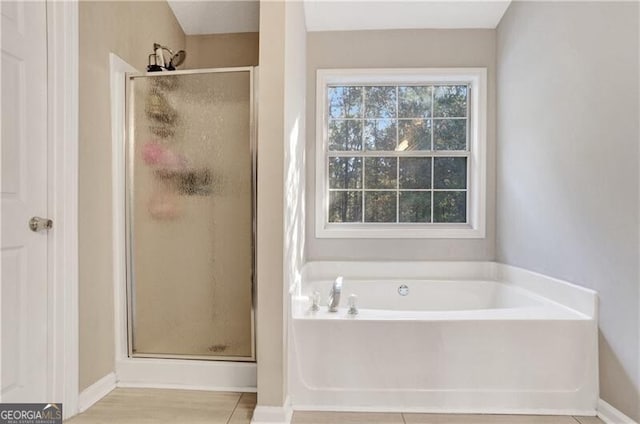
<box><xmin>29</xmin><ymin>216</ymin><xmax>53</xmax><ymax>232</ymax></box>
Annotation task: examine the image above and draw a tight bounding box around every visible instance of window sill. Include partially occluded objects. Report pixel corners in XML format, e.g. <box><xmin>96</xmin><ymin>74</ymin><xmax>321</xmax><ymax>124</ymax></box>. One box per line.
<box><xmin>316</xmin><ymin>223</ymin><xmax>486</xmax><ymax>239</ymax></box>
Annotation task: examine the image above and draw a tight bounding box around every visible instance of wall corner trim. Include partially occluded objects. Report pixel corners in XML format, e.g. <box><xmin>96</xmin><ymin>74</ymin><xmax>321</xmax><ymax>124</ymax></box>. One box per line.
<box><xmin>77</xmin><ymin>372</ymin><xmax>116</xmax><ymax>413</ymax></box>
<box><xmin>250</xmin><ymin>396</ymin><xmax>293</xmax><ymax>424</ymax></box>
<box><xmin>597</xmin><ymin>399</ymin><xmax>638</xmax><ymax>424</ymax></box>
<box><xmin>47</xmin><ymin>0</ymin><xmax>79</xmax><ymax>419</ymax></box>
<box><xmin>109</xmin><ymin>53</ymin><xmax>139</xmax><ymax>366</ymax></box>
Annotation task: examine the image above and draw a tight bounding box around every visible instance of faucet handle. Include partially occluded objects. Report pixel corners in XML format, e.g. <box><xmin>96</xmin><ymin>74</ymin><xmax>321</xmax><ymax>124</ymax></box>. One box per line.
<box><xmin>348</xmin><ymin>294</ymin><xmax>358</xmax><ymax>315</ymax></box>
<box><xmin>310</xmin><ymin>290</ymin><xmax>320</xmax><ymax>312</ymax></box>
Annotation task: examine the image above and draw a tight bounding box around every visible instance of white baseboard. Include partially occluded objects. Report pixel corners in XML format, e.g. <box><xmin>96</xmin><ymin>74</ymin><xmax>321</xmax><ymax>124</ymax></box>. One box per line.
<box><xmin>251</xmin><ymin>396</ymin><xmax>292</xmax><ymax>424</ymax></box>
<box><xmin>598</xmin><ymin>399</ymin><xmax>638</xmax><ymax>424</ymax></box>
<box><xmin>116</xmin><ymin>358</ymin><xmax>257</xmax><ymax>392</ymax></box>
<box><xmin>293</xmin><ymin>404</ymin><xmax>595</xmax><ymax>416</ymax></box>
<box><xmin>78</xmin><ymin>372</ymin><xmax>116</xmax><ymax>413</ymax></box>
<box><xmin>116</xmin><ymin>381</ymin><xmax>257</xmax><ymax>392</ymax></box>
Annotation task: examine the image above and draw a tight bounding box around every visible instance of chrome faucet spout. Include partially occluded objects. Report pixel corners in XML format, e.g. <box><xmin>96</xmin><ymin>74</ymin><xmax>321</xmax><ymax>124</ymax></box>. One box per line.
<box><xmin>328</xmin><ymin>276</ymin><xmax>343</xmax><ymax>312</ymax></box>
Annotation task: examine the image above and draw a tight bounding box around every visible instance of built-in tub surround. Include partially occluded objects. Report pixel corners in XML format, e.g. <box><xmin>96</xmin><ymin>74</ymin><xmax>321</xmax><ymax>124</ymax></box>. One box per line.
<box><xmin>289</xmin><ymin>262</ymin><xmax>598</xmax><ymax>415</ymax></box>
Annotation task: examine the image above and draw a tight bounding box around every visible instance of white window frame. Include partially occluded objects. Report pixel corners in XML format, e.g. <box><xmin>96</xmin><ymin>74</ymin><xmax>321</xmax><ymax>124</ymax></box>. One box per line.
<box><xmin>315</xmin><ymin>68</ymin><xmax>487</xmax><ymax>239</ymax></box>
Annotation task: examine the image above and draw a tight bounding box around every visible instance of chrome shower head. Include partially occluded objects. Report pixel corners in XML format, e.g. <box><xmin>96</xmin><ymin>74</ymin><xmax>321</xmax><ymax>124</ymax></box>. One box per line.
<box><xmin>170</xmin><ymin>50</ymin><xmax>187</xmax><ymax>68</ymax></box>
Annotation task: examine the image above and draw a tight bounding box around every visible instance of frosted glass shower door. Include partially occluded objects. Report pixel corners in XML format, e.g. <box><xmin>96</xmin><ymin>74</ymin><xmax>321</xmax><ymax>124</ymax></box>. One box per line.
<box><xmin>127</xmin><ymin>69</ymin><xmax>254</xmax><ymax>360</ymax></box>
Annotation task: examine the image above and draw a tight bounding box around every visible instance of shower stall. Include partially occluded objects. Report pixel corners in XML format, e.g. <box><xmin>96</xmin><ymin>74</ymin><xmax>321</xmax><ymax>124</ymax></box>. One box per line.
<box><xmin>125</xmin><ymin>67</ymin><xmax>256</xmax><ymax>362</ymax></box>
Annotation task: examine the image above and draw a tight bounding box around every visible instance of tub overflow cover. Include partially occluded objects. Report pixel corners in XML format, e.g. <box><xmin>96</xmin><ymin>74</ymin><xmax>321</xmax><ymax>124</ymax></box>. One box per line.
<box><xmin>398</xmin><ymin>284</ymin><xmax>409</xmax><ymax>296</ymax></box>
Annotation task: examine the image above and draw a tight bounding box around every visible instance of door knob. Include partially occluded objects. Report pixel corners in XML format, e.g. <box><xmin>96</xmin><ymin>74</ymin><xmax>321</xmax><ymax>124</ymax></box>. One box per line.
<box><xmin>29</xmin><ymin>216</ymin><xmax>53</xmax><ymax>232</ymax></box>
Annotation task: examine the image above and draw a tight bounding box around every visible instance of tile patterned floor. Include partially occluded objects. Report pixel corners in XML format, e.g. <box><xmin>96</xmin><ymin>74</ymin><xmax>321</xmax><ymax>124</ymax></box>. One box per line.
<box><xmin>66</xmin><ymin>389</ymin><xmax>255</xmax><ymax>424</ymax></box>
<box><xmin>66</xmin><ymin>388</ymin><xmax>604</xmax><ymax>424</ymax></box>
<box><xmin>292</xmin><ymin>412</ymin><xmax>604</xmax><ymax>424</ymax></box>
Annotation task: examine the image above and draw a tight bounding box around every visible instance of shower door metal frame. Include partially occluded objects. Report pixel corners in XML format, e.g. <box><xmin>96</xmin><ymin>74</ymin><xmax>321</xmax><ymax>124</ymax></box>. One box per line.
<box><xmin>124</xmin><ymin>66</ymin><xmax>257</xmax><ymax>362</ymax></box>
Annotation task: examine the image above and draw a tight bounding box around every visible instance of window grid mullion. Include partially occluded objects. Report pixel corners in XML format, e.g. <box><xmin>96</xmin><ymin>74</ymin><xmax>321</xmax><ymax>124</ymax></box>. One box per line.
<box><xmin>395</xmin><ymin>86</ymin><xmax>400</xmax><ymax>223</ymax></box>
<box><xmin>329</xmin><ymin>188</ymin><xmax>467</xmax><ymax>192</ymax></box>
<box><xmin>333</xmin><ymin>117</ymin><xmax>467</xmax><ymax>121</ymax></box>
<box><xmin>328</xmin><ymin>151</ymin><xmax>470</xmax><ymax>158</ymax></box>
<box><xmin>361</xmin><ymin>86</ymin><xmax>366</xmax><ymax>223</ymax></box>
<box><xmin>360</xmin><ymin>154</ymin><xmax>366</xmax><ymax>222</ymax></box>
<box><xmin>430</xmin><ymin>86</ymin><xmax>435</xmax><ymax>223</ymax></box>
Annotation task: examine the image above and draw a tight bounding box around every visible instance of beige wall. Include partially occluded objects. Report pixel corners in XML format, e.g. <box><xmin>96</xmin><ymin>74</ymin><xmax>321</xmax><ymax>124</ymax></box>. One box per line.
<box><xmin>305</xmin><ymin>29</ymin><xmax>497</xmax><ymax>261</ymax></box>
<box><xmin>185</xmin><ymin>32</ymin><xmax>259</xmax><ymax>69</ymax></box>
<box><xmin>78</xmin><ymin>0</ymin><xmax>185</xmax><ymax>391</ymax></box>
<box><xmin>496</xmin><ymin>2</ymin><xmax>639</xmax><ymax>420</ymax></box>
<box><xmin>256</xmin><ymin>0</ymin><xmax>286</xmax><ymax>407</ymax></box>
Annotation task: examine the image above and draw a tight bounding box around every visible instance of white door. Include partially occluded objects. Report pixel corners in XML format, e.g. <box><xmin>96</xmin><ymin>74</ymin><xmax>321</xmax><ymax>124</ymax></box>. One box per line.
<box><xmin>1</xmin><ymin>0</ymin><xmax>50</xmax><ymax>402</ymax></box>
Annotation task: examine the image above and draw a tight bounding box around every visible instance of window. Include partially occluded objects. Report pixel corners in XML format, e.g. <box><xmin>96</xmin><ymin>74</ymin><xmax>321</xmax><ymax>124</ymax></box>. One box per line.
<box><xmin>316</xmin><ymin>69</ymin><xmax>487</xmax><ymax>238</ymax></box>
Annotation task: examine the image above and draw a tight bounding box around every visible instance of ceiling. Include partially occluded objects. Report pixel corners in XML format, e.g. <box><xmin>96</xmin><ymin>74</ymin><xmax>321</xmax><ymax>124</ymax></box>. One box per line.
<box><xmin>167</xmin><ymin>1</ymin><xmax>260</xmax><ymax>35</ymax></box>
<box><xmin>167</xmin><ymin>0</ymin><xmax>511</xmax><ymax>36</ymax></box>
<box><xmin>303</xmin><ymin>1</ymin><xmax>512</xmax><ymax>32</ymax></box>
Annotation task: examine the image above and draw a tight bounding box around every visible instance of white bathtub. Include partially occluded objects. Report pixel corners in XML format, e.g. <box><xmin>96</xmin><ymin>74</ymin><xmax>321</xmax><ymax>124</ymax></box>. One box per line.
<box><xmin>289</xmin><ymin>262</ymin><xmax>598</xmax><ymax>415</ymax></box>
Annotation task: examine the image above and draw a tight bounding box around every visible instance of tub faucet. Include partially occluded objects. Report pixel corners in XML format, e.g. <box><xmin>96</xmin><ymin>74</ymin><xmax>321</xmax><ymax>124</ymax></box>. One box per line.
<box><xmin>328</xmin><ymin>276</ymin><xmax>343</xmax><ymax>312</ymax></box>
